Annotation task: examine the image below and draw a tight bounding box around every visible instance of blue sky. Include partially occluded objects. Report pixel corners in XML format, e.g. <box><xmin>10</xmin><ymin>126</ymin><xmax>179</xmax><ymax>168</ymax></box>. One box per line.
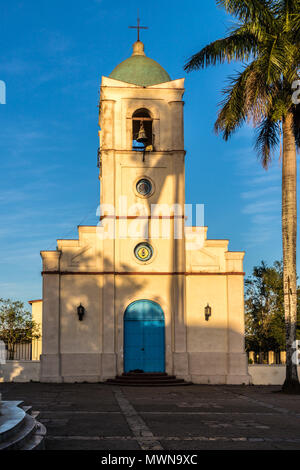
<box><xmin>0</xmin><ymin>0</ymin><xmax>294</xmax><ymax>304</ymax></box>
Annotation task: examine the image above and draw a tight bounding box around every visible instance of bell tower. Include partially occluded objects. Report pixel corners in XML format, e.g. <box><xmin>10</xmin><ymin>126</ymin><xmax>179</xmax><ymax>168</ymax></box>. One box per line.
<box><xmin>98</xmin><ymin>39</ymin><xmax>188</xmax><ymax>377</ymax></box>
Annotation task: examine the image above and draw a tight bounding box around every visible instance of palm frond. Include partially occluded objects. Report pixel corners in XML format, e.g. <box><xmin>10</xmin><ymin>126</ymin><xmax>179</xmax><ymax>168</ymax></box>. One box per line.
<box><xmin>268</xmin><ymin>39</ymin><xmax>290</xmax><ymax>82</ymax></box>
<box><xmin>184</xmin><ymin>32</ymin><xmax>258</xmax><ymax>71</ymax></box>
<box><xmin>255</xmin><ymin>117</ymin><xmax>280</xmax><ymax>168</ymax></box>
<box><xmin>273</xmin><ymin>0</ymin><xmax>300</xmax><ymax>40</ymax></box>
<box><xmin>214</xmin><ymin>66</ymin><xmax>250</xmax><ymax>139</ymax></box>
<box><xmin>245</xmin><ymin>58</ymin><xmax>282</xmax><ymax>123</ymax></box>
<box><xmin>273</xmin><ymin>0</ymin><xmax>300</xmax><ymax>17</ymax></box>
<box><xmin>215</xmin><ymin>60</ymin><xmax>273</xmax><ymax>139</ymax></box>
<box><xmin>184</xmin><ymin>0</ymin><xmax>300</xmax><ymax>163</ymax></box>
<box><xmin>228</xmin><ymin>20</ymin><xmax>273</xmax><ymax>42</ymax></box>
<box><xmin>216</xmin><ymin>0</ymin><xmax>274</xmax><ymax>26</ymax></box>
<box><xmin>289</xmin><ymin>8</ymin><xmax>300</xmax><ymax>30</ymax></box>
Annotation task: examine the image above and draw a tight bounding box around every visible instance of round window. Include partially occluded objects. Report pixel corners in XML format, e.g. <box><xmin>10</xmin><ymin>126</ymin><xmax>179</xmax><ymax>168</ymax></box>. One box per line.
<box><xmin>136</xmin><ymin>178</ymin><xmax>152</xmax><ymax>197</ymax></box>
<box><xmin>134</xmin><ymin>242</ymin><xmax>153</xmax><ymax>262</ymax></box>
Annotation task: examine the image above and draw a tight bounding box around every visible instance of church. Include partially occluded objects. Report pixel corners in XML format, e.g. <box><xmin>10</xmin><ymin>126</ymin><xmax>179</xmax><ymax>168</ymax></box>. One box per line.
<box><xmin>36</xmin><ymin>35</ymin><xmax>250</xmax><ymax>385</ymax></box>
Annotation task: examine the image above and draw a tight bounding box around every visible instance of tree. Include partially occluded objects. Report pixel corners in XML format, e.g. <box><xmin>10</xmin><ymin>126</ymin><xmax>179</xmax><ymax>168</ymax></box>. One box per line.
<box><xmin>184</xmin><ymin>0</ymin><xmax>300</xmax><ymax>392</ymax></box>
<box><xmin>245</xmin><ymin>260</ymin><xmax>300</xmax><ymax>355</ymax></box>
<box><xmin>0</xmin><ymin>298</ymin><xmax>40</xmax><ymax>360</ymax></box>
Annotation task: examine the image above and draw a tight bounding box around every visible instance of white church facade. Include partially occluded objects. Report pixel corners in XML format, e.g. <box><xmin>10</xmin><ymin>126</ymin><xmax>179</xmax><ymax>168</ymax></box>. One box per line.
<box><xmin>36</xmin><ymin>38</ymin><xmax>250</xmax><ymax>384</ymax></box>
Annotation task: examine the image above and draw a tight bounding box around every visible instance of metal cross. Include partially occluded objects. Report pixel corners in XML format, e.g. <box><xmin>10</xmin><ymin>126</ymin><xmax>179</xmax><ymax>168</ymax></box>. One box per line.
<box><xmin>129</xmin><ymin>15</ymin><xmax>148</xmax><ymax>42</ymax></box>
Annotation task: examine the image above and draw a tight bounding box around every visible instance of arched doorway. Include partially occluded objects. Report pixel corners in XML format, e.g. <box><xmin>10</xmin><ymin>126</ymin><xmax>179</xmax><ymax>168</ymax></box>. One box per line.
<box><xmin>124</xmin><ymin>300</ymin><xmax>165</xmax><ymax>373</ymax></box>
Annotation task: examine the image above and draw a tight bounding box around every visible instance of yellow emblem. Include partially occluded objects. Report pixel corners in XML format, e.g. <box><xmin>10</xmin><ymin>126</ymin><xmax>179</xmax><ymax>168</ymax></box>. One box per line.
<box><xmin>137</xmin><ymin>246</ymin><xmax>150</xmax><ymax>259</ymax></box>
<box><xmin>134</xmin><ymin>242</ymin><xmax>153</xmax><ymax>261</ymax></box>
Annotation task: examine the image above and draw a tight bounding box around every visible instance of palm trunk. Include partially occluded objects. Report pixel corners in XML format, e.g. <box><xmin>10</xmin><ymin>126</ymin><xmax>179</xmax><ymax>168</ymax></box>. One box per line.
<box><xmin>282</xmin><ymin>111</ymin><xmax>299</xmax><ymax>391</ymax></box>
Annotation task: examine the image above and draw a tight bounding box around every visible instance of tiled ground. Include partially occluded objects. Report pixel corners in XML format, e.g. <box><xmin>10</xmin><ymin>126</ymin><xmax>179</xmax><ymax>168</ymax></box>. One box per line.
<box><xmin>1</xmin><ymin>382</ymin><xmax>300</xmax><ymax>450</ymax></box>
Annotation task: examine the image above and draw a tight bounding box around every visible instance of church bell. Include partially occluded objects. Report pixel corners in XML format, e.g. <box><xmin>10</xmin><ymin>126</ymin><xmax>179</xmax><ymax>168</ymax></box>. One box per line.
<box><xmin>136</xmin><ymin>121</ymin><xmax>148</xmax><ymax>144</ymax></box>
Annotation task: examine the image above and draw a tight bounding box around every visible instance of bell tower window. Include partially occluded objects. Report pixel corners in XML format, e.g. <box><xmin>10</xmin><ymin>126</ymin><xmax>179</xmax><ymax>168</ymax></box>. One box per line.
<box><xmin>132</xmin><ymin>108</ymin><xmax>153</xmax><ymax>151</ymax></box>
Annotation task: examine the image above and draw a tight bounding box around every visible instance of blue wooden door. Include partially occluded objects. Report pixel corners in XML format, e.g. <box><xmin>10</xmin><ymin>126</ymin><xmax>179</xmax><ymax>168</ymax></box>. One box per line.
<box><xmin>124</xmin><ymin>321</ymin><xmax>144</xmax><ymax>371</ymax></box>
<box><xmin>143</xmin><ymin>320</ymin><xmax>165</xmax><ymax>372</ymax></box>
<box><xmin>124</xmin><ymin>300</ymin><xmax>165</xmax><ymax>373</ymax></box>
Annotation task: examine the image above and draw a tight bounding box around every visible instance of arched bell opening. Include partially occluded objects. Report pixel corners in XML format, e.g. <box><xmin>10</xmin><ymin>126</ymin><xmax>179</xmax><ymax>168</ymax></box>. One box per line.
<box><xmin>132</xmin><ymin>108</ymin><xmax>154</xmax><ymax>151</ymax></box>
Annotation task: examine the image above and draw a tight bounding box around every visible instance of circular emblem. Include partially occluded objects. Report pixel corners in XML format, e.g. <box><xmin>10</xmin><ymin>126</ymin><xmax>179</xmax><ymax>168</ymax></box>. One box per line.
<box><xmin>134</xmin><ymin>242</ymin><xmax>153</xmax><ymax>262</ymax></box>
<box><xmin>136</xmin><ymin>178</ymin><xmax>152</xmax><ymax>197</ymax></box>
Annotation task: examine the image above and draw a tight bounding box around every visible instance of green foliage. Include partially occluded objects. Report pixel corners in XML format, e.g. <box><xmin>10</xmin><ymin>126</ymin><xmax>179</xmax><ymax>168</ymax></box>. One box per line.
<box><xmin>0</xmin><ymin>298</ymin><xmax>40</xmax><ymax>359</ymax></box>
<box><xmin>184</xmin><ymin>0</ymin><xmax>300</xmax><ymax>166</ymax></box>
<box><xmin>245</xmin><ymin>261</ymin><xmax>300</xmax><ymax>351</ymax></box>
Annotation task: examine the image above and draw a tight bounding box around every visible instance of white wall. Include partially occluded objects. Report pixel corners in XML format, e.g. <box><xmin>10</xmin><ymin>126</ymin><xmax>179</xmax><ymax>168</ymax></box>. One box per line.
<box><xmin>0</xmin><ymin>361</ymin><xmax>298</xmax><ymax>385</ymax></box>
<box><xmin>0</xmin><ymin>361</ymin><xmax>40</xmax><ymax>382</ymax></box>
<box><xmin>249</xmin><ymin>365</ymin><xmax>300</xmax><ymax>385</ymax></box>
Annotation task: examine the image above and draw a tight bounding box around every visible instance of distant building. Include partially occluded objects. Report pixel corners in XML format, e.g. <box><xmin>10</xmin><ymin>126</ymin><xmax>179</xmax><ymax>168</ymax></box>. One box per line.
<box><xmin>28</xmin><ymin>299</ymin><xmax>42</xmax><ymax>361</ymax></box>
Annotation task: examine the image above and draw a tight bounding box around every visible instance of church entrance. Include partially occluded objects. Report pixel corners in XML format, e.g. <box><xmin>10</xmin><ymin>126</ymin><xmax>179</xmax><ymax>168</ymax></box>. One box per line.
<box><xmin>124</xmin><ymin>300</ymin><xmax>165</xmax><ymax>373</ymax></box>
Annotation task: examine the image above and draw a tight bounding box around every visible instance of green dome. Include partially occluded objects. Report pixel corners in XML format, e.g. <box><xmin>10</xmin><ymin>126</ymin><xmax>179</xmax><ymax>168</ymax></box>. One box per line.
<box><xmin>109</xmin><ymin>41</ymin><xmax>171</xmax><ymax>87</ymax></box>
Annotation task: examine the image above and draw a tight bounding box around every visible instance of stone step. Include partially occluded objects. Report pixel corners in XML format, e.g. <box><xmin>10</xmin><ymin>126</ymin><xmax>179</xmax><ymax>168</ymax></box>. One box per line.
<box><xmin>122</xmin><ymin>372</ymin><xmax>168</xmax><ymax>376</ymax></box>
<box><xmin>0</xmin><ymin>401</ymin><xmax>47</xmax><ymax>451</ymax></box>
<box><xmin>0</xmin><ymin>402</ymin><xmax>26</xmax><ymax>444</ymax></box>
<box><xmin>107</xmin><ymin>372</ymin><xmax>191</xmax><ymax>386</ymax></box>
<box><xmin>19</xmin><ymin>434</ymin><xmax>45</xmax><ymax>450</ymax></box>
<box><xmin>107</xmin><ymin>380</ymin><xmax>191</xmax><ymax>386</ymax></box>
<box><xmin>22</xmin><ymin>405</ymin><xmax>33</xmax><ymax>415</ymax></box>
<box><xmin>0</xmin><ymin>414</ymin><xmax>37</xmax><ymax>451</ymax></box>
<box><xmin>19</xmin><ymin>422</ymin><xmax>47</xmax><ymax>450</ymax></box>
<box><xmin>116</xmin><ymin>375</ymin><xmax>178</xmax><ymax>381</ymax></box>
<box><xmin>108</xmin><ymin>379</ymin><xmax>186</xmax><ymax>383</ymax></box>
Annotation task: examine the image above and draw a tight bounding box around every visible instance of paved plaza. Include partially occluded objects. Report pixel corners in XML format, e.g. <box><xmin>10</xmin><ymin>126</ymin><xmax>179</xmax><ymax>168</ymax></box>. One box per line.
<box><xmin>1</xmin><ymin>383</ymin><xmax>300</xmax><ymax>450</ymax></box>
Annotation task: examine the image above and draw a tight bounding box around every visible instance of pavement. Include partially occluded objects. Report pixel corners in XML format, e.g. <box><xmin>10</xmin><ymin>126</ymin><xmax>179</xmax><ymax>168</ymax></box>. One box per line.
<box><xmin>1</xmin><ymin>382</ymin><xmax>300</xmax><ymax>450</ymax></box>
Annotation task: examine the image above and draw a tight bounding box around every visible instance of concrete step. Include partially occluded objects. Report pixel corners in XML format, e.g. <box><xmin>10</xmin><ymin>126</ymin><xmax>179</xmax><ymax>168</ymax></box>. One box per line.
<box><xmin>0</xmin><ymin>401</ymin><xmax>47</xmax><ymax>451</ymax></box>
<box><xmin>19</xmin><ymin>422</ymin><xmax>47</xmax><ymax>450</ymax></box>
<box><xmin>107</xmin><ymin>373</ymin><xmax>191</xmax><ymax>386</ymax></box>
<box><xmin>22</xmin><ymin>405</ymin><xmax>33</xmax><ymax>415</ymax></box>
<box><xmin>122</xmin><ymin>372</ymin><xmax>168</xmax><ymax>376</ymax></box>
<box><xmin>0</xmin><ymin>414</ymin><xmax>37</xmax><ymax>450</ymax></box>
<box><xmin>107</xmin><ymin>380</ymin><xmax>191</xmax><ymax>386</ymax></box>
<box><xmin>116</xmin><ymin>375</ymin><xmax>178</xmax><ymax>381</ymax></box>
<box><xmin>22</xmin><ymin>405</ymin><xmax>40</xmax><ymax>420</ymax></box>
<box><xmin>0</xmin><ymin>402</ymin><xmax>26</xmax><ymax>443</ymax></box>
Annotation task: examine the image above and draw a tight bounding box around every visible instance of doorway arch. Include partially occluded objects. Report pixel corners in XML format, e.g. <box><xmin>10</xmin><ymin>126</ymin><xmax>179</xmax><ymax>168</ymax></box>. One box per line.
<box><xmin>124</xmin><ymin>299</ymin><xmax>165</xmax><ymax>373</ymax></box>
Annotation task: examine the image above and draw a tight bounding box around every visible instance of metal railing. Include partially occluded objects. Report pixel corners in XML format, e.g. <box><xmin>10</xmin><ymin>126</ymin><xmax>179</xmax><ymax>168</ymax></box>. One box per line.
<box><xmin>4</xmin><ymin>339</ymin><xmax>41</xmax><ymax>361</ymax></box>
<box><xmin>247</xmin><ymin>351</ymin><xmax>286</xmax><ymax>365</ymax></box>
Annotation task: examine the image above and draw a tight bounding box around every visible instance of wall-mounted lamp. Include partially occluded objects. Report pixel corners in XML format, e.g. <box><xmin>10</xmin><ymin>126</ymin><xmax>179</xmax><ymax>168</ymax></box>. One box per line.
<box><xmin>205</xmin><ymin>303</ymin><xmax>212</xmax><ymax>321</ymax></box>
<box><xmin>77</xmin><ymin>304</ymin><xmax>85</xmax><ymax>321</ymax></box>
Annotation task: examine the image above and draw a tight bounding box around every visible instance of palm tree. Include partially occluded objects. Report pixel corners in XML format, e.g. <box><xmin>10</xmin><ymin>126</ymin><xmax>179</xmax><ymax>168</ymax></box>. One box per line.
<box><xmin>184</xmin><ymin>0</ymin><xmax>300</xmax><ymax>391</ymax></box>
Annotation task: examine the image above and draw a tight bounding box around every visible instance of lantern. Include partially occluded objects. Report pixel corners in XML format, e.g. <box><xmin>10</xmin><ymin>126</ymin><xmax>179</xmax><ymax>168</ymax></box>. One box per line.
<box><xmin>205</xmin><ymin>303</ymin><xmax>212</xmax><ymax>321</ymax></box>
<box><xmin>77</xmin><ymin>304</ymin><xmax>85</xmax><ymax>321</ymax></box>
